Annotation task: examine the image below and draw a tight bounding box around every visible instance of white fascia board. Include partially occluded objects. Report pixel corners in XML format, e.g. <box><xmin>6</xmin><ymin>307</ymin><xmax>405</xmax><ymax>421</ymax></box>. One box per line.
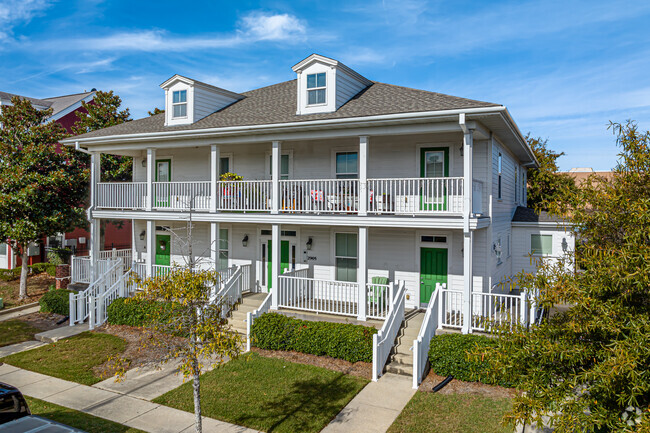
<box><xmin>500</xmin><ymin>109</ymin><xmax>538</xmax><ymax>168</ymax></box>
<box><xmin>49</xmin><ymin>93</ymin><xmax>95</xmax><ymax>122</ymax></box>
<box><xmin>62</xmin><ymin>106</ymin><xmax>505</xmax><ymax>147</ymax></box>
<box><xmin>160</xmin><ymin>74</ymin><xmax>194</xmax><ymax>88</ymax></box>
<box><xmin>292</xmin><ymin>53</ymin><xmax>339</xmax><ymax>71</ymax></box>
<box><xmin>511</xmin><ymin>221</ymin><xmax>573</xmax><ymax>228</ymax></box>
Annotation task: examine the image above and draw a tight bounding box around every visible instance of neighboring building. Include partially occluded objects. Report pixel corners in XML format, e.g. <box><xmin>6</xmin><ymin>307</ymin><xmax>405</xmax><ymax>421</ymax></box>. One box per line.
<box><xmin>65</xmin><ymin>53</ymin><xmax>573</xmax><ymax>334</ymax></box>
<box><xmin>565</xmin><ymin>167</ymin><xmax>614</xmax><ymax>185</ymax></box>
<box><xmin>0</xmin><ymin>90</ymin><xmax>132</xmax><ymax>269</ymax></box>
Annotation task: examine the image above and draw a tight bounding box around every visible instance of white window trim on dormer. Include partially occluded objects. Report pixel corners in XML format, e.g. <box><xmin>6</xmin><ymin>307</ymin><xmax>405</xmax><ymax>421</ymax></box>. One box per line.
<box><xmin>165</xmin><ymin>85</ymin><xmax>194</xmax><ymax>126</ymax></box>
<box><xmin>172</xmin><ymin>90</ymin><xmax>188</xmax><ymax>119</ymax></box>
<box><xmin>306</xmin><ymin>72</ymin><xmax>327</xmax><ymax>106</ymax></box>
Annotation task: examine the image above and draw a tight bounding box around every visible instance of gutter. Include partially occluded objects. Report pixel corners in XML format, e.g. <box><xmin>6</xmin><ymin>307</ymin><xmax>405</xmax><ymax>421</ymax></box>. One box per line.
<box><xmin>74</xmin><ymin>141</ymin><xmax>91</xmax><ymax>154</ymax></box>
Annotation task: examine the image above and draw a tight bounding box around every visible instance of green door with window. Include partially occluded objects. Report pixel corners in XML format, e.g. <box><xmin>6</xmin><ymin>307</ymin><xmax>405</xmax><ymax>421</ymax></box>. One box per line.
<box><xmin>267</xmin><ymin>240</ymin><xmax>289</xmax><ymax>291</ymax></box>
<box><xmin>155</xmin><ymin>159</ymin><xmax>171</xmax><ymax>207</ymax></box>
<box><xmin>156</xmin><ymin>234</ymin><xmax>171</xmax><ymax>266</ymax></box>
<box><xmin>420</xmin><ymin>247</ymin><xmax>447</xmax><ymax>303</ymax></box>
<box><xmin>420</xmin><ymin>148</ymin><xmax>449</xmax><ymax>211</ymax></box>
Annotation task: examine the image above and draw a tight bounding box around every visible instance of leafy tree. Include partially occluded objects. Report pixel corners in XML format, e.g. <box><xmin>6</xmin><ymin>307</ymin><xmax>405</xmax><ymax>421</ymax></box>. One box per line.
<box><xmin>0</xmin><ymin>97</ymin><xmax>88</xmax><ymax>299</ymax></box>
<box><xmin>477</xmin><ymin>122</ymin><xmax>650</xmax><ymax>432</ymax></box>
<box><xmin>72</xmin><ymin>90</ymin><xmax>132</xmax><ymax>182</ymax></box>
<box><xmin>148</xmin><ymin>107</ymin><xmax>164</xmax><ymax>116</ymax></box>
<box><xmin>526</xmin><ymin>135</ymin><xmax>577</xmax><ymax>212</ymax></box>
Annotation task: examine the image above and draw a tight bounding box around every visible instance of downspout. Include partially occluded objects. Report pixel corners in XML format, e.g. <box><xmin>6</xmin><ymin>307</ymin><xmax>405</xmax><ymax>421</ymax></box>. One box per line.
<box><xmin>75</xmin><ymin>141</ymin><xmax>92</xmax><ymax>155</ymax></box>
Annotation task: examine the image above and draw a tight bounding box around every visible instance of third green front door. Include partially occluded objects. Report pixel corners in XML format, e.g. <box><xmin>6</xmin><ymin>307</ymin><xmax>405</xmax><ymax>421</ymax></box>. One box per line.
<box><xmin>420</xmin><ymin>247</ymin><xmax>447</xmax><ymax>303</ymax></box>
<box><xmin>156</xmin><ymin>234</ymin><xmax>171</xmax><ymax>266</ymax></box>
<box><xmin>267</xmin><ymin>240</ymin><xmax>289</xmax><ymax>291</ymax></box>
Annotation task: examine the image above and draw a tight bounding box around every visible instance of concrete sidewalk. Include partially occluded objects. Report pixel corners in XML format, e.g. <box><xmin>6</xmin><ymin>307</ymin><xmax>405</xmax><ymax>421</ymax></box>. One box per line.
<box><xmin>322</xmin><ymin>373</ymin><xmax>416</xmax><ymax>433</ymax></box>
<box><xmin>0</xmin><ymin>364</ymin><xmax>257</xmax><ymax>433</ymax></box>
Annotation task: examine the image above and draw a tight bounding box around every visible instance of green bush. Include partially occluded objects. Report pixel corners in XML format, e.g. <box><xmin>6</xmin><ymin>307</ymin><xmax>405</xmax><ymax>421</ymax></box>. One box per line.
<box><xmin>428</xmin><ymin>334</ymin><xmax>517</xmax><ymax>387</ymax></box>
<box><xmin>251</xmin><ymin>313</ymin><xmax>377</xmax><ymax>363</ymax></box>
<box><xmin>29</xmin><ymin>263</ymin><xmax>56</xmax><ymax>277</ymax></box>
<box><xmin>107</xmin><ymin>297</ymin><xmax>173</xmax><ymax>327</ymax></box>
<box><xmin>39</xmin><ymin>289</ymin><xmax>73</xmax><ymax>315</ymax></box>
<box><xmin>0</xmin><ymin>268</ymin><xmax>22</xmax><ymax>282</ymax></box>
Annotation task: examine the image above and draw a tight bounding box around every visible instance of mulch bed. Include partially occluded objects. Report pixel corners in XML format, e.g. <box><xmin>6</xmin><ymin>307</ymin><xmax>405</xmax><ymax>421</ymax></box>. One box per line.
<box><xmin>419</xmin><ymin>369</ymin><xmax>516</xmax><ymax>398</ymax></box>
<box><xmin>252</xmin><ymin>347</ymin><xmax>373</xmax><ymax>380</ymax></box>
<box><xmin>14</xmin><ymin>311</ymin><xmax>67</xmax><ymax>332</ymax></box>
<box><xmin>0</xmin><ymin>273</ymin><xmax>56</xmax><ymax>309</ymax></box>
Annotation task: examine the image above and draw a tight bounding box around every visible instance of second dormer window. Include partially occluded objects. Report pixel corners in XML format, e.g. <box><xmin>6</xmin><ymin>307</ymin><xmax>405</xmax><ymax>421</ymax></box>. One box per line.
<box><xmin>307</xmin><ymin>73</ymin><xmax>326</xmax><ymax>105</ymax></box>
<box><xmin>172</xmin><ymin>90</ymin><xmax>187</xmax><ymax>118</ymax></box>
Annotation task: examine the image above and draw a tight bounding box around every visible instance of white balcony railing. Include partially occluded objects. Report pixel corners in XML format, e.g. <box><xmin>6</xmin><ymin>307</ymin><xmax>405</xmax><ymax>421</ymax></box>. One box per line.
<box><xmin>366</xmin><ymin>282</ymin><xmax>392</xmax><ymax>319</ymax></box>
<box><xmin>153</xmin><ymin>181</ymin><xmax>211</xmax><ymax>211</ymax></box>
<box><xmin>218</xmin><ymin>180</ymin><xmax>272</xmax><ymax>212</ymax></box>
<box><xmin>96</xmin><ymin>182</ymin><xmax>147</xmax><ymax>209</ymax></box>
<box><xmin>279</xmin><ymin>179</ymin><xmax>359</xmax><ymax>213</ymax></box>
<box><xmin>277</xmin><ymin>276</ymin><xmax>360</xmax><ymax>317</ymax></box>
<box><xmin>367</xmin><ymin>177</ymin><xmax>464</xmax><ymax>214</ymax></box>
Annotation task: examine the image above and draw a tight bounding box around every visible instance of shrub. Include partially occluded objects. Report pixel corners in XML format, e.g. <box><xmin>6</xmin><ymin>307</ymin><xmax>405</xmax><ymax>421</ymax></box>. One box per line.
<box><xmin>251</xmin><ymin>313</ymin><xmax>377</xmax><ymax>363</ymax></box>
<box><xmin>107</xmin><ymin>297</ymin><xmax>173</xmax><ymax>327</ymax></box>
<box><xmin>47</xmin><ymin>248</ymin><xmax>72</xmax><ymax>266</ymax></box>
<box><xmin>39</xmin><ymin>289</ymin><xmax>73</xmax><ymax>315</ymax></box>
<box><xmin>0</xmin><ymin>268</ymin><xmax>22</xmax><ymax>282</ymax></box>
<box><xmin>428</xmin><ymin>334</ymin><xmax>517</xmax><ymax>387</ymax></box>
<box><xmin>29</xmin><ymin>262</ymin><xmax>56</xmax><ymax>276</ymax></box>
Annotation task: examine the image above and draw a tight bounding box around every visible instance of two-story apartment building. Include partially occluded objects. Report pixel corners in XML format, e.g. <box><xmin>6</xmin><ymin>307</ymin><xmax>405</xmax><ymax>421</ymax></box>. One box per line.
<box><xmin>63</xmin><ymin>54</ymin><xmax>572</xmax><ymax>336</ymax></box>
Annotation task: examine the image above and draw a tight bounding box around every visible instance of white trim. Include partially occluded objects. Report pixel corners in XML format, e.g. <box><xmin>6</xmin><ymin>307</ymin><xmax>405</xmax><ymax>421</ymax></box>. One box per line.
<box><xmin>331</xmin><ymin>147</ymin><xmax>359</xmax><ymax>179</ymax></box>
<box><xmin>48</xmin><ymin>93</ymin><xmax>96</xmax><ymax>122</ymax></box>
<box><xmin>264</xmin><ymin>149</ymin><xmax>293</xmax><ymax>180</ymax></box>
<box><xmin>415</xmin><ymin>230</ymin><xmax>452</xmax><ymax>306</ymax></box>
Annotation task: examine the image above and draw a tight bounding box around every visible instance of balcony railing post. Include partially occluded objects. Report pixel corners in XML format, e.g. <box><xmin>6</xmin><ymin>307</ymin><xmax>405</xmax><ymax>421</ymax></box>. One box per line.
<box><xmin>271</xmin><ymin>141</ymin><xmax>281</xmax><ymax>215</ymax></box>
<box><xmin>210</xmin><ymin>145</ymin><xmax>219</xmax><ymax>213</ymax></box>
<box><xmin>146</xmin><ymin>148</ymin><xmax>156</xmax><ymax>211</ymax></box>
<box><xmin>359</xmin><ymin>136</ymin><xmax>368</xmax><ymax>216</ymax></box>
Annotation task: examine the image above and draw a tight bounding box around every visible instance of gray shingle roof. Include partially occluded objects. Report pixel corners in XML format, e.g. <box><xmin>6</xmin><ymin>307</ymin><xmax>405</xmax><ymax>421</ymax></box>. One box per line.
<box><xmin>71</xmin><ymin>80</ymin><xmax>500</xmax><ymax>140</ymax></box>
<box><xmin>43</xmin><ymin>92</ymin><xmax>95</xmax><ymax>116</ymax></box>
<box><xmin>0</xmin><ymin>91</ymin><xmax>53</xmax><ymax>108</ymax></box>
<box><xmin>512</xmin><ymin>206</ymin><xmax>565</xmax><ymax>223</ymax></box>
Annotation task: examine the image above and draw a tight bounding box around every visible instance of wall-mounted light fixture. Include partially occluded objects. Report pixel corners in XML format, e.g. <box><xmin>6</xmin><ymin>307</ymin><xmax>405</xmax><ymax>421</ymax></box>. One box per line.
<box><xmin>142</xmin><ymin>159</ymin><xmax>146</xmax><ymax>167</ymax></box>
<box><xmin>459</xmin><ymin>144</ymin><xmax>464</xmax><ymax>157</ymax></box>
<box><xmin>562</xmin><ymin>237</ymin><xmax>568</xmax><ymax>253</ymax></box>
<box><xmin>306</xmin><ymin>237</ymin><xmax>313</xmax><ymax>251</ymax></box>
<box><xmin>139</xmin><ymin>230</ymin><xmax>146</xmax><ymax>241</ymax></box>
<box><xmin>242</xmin><ymin>235</ymin><xmax>249</xmax><ymax>247</ymax></box>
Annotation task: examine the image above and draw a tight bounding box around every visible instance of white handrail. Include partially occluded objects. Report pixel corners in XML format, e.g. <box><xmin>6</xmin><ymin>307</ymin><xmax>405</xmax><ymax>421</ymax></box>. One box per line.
<box><xmin>246</xmin><ymin>292</ymin><xmax>273</xmax><ymax>352</ymax></box>
<box><xmin>366</xmin><ymin>282</ymin><xmax>391</xmax><ymax>319</ymax></box>
<box><xmin>153</xmin><ymin>181</ymin><xmax>211</xmax><ymax>211</ymax></box>
<box><xmin>96</xmin><ymin>182</ymin><xmax>147</xmax><ymax>209</ymax></box>
<box><xmin>89</xmin><ymin>266</ymin><xmax>137</xmax><ymax>329</ymax></box>
<box><xmin>213</xmin><ymin>265</ymin><xmax>242</xmax><ymax>319</ymax></box>
<box><xmin>412</xmin><ymin>283</ymin><xmax>444</xmax><ymax>389</ymax></box>
<box><xmin>372</xmin><ymin>281</ymin><xmax>406</xmax><ymax>381</ymax></box>
<box><xmin>471</xmin><ymin>291</ymin><xmax>526</xmax><ymax>332</ymax></box>
<box><xmin>218</xmin><ymin>180</ymin><xmax>271</xmax><ymax>212</ymax></box>
<box><xmin>279</xmin><ymin>179</ymin><xmax>359</xmax><ymax>213</ymax></box>
<box><xmin>367</xmin><ymin>177</ymin><xmax>464</xmax><ymax>214</ymax></box>
<box><xmin>278</xmin><ymin>276</ymin><xmax>359</xmax><ymax>317</ymax></box>
<box><xmin>69</xmin><ymin>258</ymin><xmax>122</xmax><ymax>325</ymax></box>
<box><xmin>71</xmin><ymin>256</ymin><xmax>92</xmax><ymax>283</ymax></box>
<box><xmin>440</xmin><ymin>288</ymin><xmax>464</xmax><ymax>328</ymax></box>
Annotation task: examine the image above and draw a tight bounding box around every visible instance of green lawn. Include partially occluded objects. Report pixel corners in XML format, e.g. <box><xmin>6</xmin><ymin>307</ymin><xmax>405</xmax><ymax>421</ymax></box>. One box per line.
<box><xmin>153</xmin><ymin>353</ymin><xmax>368</xmax><ymax>433</ymax></box>
<box><xmin>1</xmin><ymin>332</ymin><xmax>127</xmax><ymax>385</ymax></box>
<box><xmin>0</xmin><ymin>320</ymin><xmax>41</xmax><ymax>347</ymax></box>
<box><xmin>25</xmin><ymin>396</ymin><xmax>145</xmax><ymax>433</ymax></box>
<box><xmin>388</xmin><ymin>392</ymin><xmax>513</xmax><ymax>433</ymax></box>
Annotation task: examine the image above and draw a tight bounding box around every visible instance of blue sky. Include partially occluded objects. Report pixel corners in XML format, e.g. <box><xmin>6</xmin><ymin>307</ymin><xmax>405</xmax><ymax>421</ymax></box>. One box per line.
<box><xmin>1</xmin><ymin>0</ymin><xmax>649</xmax><ymax>170</ymax></box>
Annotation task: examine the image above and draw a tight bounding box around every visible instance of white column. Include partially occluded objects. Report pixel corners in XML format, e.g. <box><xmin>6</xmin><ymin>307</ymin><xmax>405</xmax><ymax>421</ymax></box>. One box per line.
<box><xmin>210</xmin><ymin>222</ymin><xmax>219</xmax><ymax>269</ymax></box>
<box><xmin>210</xmin><ymin>145</ymin><xmax>220</xmax><ymax>213</ymax></box>
<box><xmin>146</xmin><ymin>148</ymin><xmax>156</xmax><ymax>211</ymax></box>
<box><xmin>462</xmin><ymin>120</ymin><xmax>474</xmax><ymax>231</ymax></box>
<box><xmin>270</xmin><ymin>223</ymin><xmax>281</xmax><ymax>309</ymax></box>
<box><xmin>146</xmin><ymin>220</ymin><xmax>155</xmax><ymax>278</ymax></box>
<box><xmin>357</xmin><ymin>226</ymin><xmax>368</xmax><ymax>321</ymax></box>
<box><xmin>130</xmin><ymin>219</ymin><xmax>136</xmax><ymax>265</ymax></box>
<box><xmin>358</xmin><ymin>136</ymin><xmax>369</xmax><ymax>216</ymax></box>
<box><xmin>90</xmin><ymin>152</ymin><xmax>100</xmax><ymax>210</ymax></box>
<box><xmin>460</xmin><ymin>114</ymin><xmax>474</xmax><ymax>334</ymax></box>
<box><xmin>462</xmin><ymin>231</ymin><xmax>473</xmax><ymax>334</ymax></box>
<box><xmin>89</xmin><ymin>218</ymin><xmax>100</xmax><ymax>280</ymax></box>
<box><xmin>271</xmin><ymin>141</ymin><xmax>281</xmax><ymax>215</ymax></box>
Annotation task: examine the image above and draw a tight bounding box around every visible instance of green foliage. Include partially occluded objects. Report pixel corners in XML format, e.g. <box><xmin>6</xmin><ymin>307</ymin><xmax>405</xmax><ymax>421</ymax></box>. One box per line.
<box><xmin>29</xmin><ymin>262</ymin><xmax>56</xmax><ymax>276</ymax></box>
<box><xmin>219</xmin><ymin>172</ymin><xmax>243</xmax><ymax>181</ymax></box>
<box><xmin>106</xmin><ymin>297</ymin><xmax>173</xmax><ymax>327</ymax></box>
<box><xmin>428</xmin><ymin>334</ymin><xmax>516</xmax><ymax>387</ymax></box>
<box><xmin>525</xmin><ymin>135</ymin><xmax>577</xmax><ymax>212</ymax></box>
<box><xmin>148</xmin><ymin>107</ymin><xmax>164</xmax><ymax>116</ymax></box>
<box><xmin>251</xmin><ymin>313</ymin><xmax>377</xmax><ymax>363</ymax></box>
<box><xmin>39</xmin><ymin>289</ymin><xmax>72</xmax><ymax>315</ymax></box>
<box><xmin>72</xmin><ymin>90</ymin><xmax>133</xmax><ymax>182</ymax></box>
<box><xmin>0</xmin><ymin>268</ymin><xmax>22</xmax><ymax>282</ymax></box>
<box><xmin>483</xmin><ymin>122</ymin><xmax>650</xmax><ymax>432</ymax></box>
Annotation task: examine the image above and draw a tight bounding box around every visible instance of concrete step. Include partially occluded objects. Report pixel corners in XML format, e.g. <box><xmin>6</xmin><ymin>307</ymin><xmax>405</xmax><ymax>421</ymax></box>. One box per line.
<box><xmin>394</xmin><ymin>342</ymin><xmax>414</xmax><ymax>356</ymax></box>
<box><xmin>385</xmin><ymin>363</ymin><xmax>412</xmax><ymax>377</ymax></box>
<box><xmin>234</xmin><ymin>304</ymin><xmax>259</xmax><ymax>314</ymax></box>
<box><xmin>390</xmin><ymin>353</ymin><xmax>413</xmax><ymax>367</ymax></box>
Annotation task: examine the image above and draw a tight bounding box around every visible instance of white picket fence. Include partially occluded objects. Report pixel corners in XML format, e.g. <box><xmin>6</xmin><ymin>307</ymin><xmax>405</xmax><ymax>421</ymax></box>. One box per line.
<box><xmin>412</xmin><ymin>283</ymin><xmax>444</xmax><ymax>389</ymax></box>
<box><xmin>372</xmin><ymin>281</ymin><xmax>406</xmax><ymax>381</ymax></box>
<box><xmin>278</xmin><ymin>276</ymin><xmax>360</xmax><ymax>317</ymax></box>
<box><xmin>69</xmin><ymin>258</ymin><xmax>122</xmax><ymax>325</ymax></box>
<box><xmin>246</xmin><ymin>292</ymin><xmax>273</xmax><ymax>352</ymax></box>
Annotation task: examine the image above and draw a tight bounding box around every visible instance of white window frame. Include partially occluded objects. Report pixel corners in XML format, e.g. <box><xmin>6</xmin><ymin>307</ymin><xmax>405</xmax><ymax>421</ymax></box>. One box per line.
<box><xmin>332</xmin><ymin>231</ymin><xmax>358</xmax><ymax>282</ymax></box>
<box><xmin>306</xmin><ymin>72</ymin><xmax>327</xmax><ymax>106</ymax></box>
<box><xmin>531</xmin><ymin>234</ymin><xmax>553</xmax><ymax>257</ymax></box>
<box><xmin>334</xmin><ymin>151</ymin><xmax>359</xmax><ymax>179</ymax></box>
<box><xmin>172</xmin><ymin>90</ymin><xmax>188</xmax><ymax>119</ymax></box>
<box><xmin>219</xmin><ymin>153</ymin><xmax>233</xmax><ymax>177</ymax></box>
<box><xmin>265</xmin><ymin>150</ymin><xmax>293</xmax><ymax>180</ymax></box>
<box><xmin>218</xmin><ymin>226</ymin><xmax>231</xmax><ymax>270</ymax></box>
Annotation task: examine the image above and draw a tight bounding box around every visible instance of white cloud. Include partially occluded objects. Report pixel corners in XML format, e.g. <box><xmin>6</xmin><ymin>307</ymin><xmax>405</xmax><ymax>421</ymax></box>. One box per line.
<box><xmin>240</xmin><ymin>12</ymin><xmax>306</xmax><ymax>41</ymax></box>
<box><xmin>0</xmin><ymin>0</ymin><xmax>53</xmax><ymax>41</ymax></box>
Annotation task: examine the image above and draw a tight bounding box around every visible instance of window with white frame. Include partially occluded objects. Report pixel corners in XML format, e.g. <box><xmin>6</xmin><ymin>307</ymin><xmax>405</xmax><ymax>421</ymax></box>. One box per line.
<box><xmin>172</xmin><ymin>90</ymin><xmax>187</xmax><ymax>118</ymax></box>
<box><xmin>218</xmin><ymin>228</ymin><xmax>229</xmax><ymax>270</ymax></box>
<box><xmin>306</xmin><ymin>73</ymin><xmax>326</xmax><ymax>105</ymax></box>
<box><xmin>495</xmin><ymin>237</ymin><xmax>503</xmax><ymax>264</ymax></box>
<box><xmin>497</xmin><ymin>152</ymin><xmax>503</xmax><ymax>199</ymax></box>
<box><xmin>335</xmin><ymin>152</ymin><xmax>358</xmax><ymax>179</ymax></box>
<box><xmin>531</xmin><ymin>234</ymin><xmax>553</xmax><ymax>256</ymax></box>
<box><xmin>335</xmin><ymin>233</ymin><xmax>357</xmax><ymax>282</ymax></box>
<box><xmin>268</xmin><ymin>154</ymin><xmax>290</xmax><ymax>180</ymax></box>
<box><xmin>219</xmin><ymin>157</ymin><xmax>231</xmax><ymax>176</ymax></box>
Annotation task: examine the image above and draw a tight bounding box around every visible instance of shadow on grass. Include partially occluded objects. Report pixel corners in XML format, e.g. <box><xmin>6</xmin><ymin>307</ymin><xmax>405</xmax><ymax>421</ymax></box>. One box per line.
<box><xmin>236</xmin><ymin>373</ymin><xmax>361</xmax><ymax>433</ymax></box>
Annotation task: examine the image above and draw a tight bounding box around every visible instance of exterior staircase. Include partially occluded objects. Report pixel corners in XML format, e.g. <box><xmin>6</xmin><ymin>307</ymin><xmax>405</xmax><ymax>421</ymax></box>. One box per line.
<box><xmin>227</xmin><ymin>292</ymin><xmax>268</xmax><ymax>335</ymax></box>
<box><xmin>385</xmin><ymin>310</ymin><xmax>425</xmax><ymax>376</ymax></box>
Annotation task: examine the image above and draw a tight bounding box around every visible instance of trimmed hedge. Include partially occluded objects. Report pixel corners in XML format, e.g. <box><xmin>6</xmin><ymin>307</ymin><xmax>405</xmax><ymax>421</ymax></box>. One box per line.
<box><xmin>29</xmin><ymin>263</ymin><xmax>56</xmax><ymax>277</ymax></box>
<box><xmin>39</xmin><ymin>289</ymin><xmax>73</xmax><ymax>315</ymax></box>
<box><xmin>0</xmin><ymin>268</ymin><xmax>21</xmax><ymax>282</ymax></box>
<box><xmin>428</xmin><ymin>334</ymin><xmax>517</xmax><ymax>387</ymax></box>
<box><xmin>107</xmin><ymin>297</ymin><xmax>173</xmax><ymax>327</ymax></box>
<box><xmin>251</xmin><ymin>313</ymin><xmax>377</xmax><ymax>363</ymax></box>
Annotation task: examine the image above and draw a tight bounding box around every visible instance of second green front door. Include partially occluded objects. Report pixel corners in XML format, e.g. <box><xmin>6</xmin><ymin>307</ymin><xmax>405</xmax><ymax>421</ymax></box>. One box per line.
<box><xmin>156</xmin><ymin>234</ymin><xmax>171</xmax><ymax>266</ymax></box>
<box><xmin>267</xmin><ymin>240</ymin><xmax>289</xmax><ymax>291</ymax></box>
<box><xmin>420</xmin><ymin>247</ymin><xmax>447</xmax><ymax>303</ymax></box>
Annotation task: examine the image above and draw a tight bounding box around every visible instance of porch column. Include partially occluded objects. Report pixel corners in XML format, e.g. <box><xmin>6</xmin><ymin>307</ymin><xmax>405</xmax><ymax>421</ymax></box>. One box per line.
<box><xmin>271</xmin><ymin>141</ymin><xmax>281</xmax><ymax>215</ymax></box>
<box><xmin>358</xmin><ymin>136</ymin><xmax>369</xmax><ymax>216</ymax></box>
<box><xmin>210</xmin><ymin>222</ymin><xmax>219</xmax><ymax>269</ymax></box>
<box><xmin>89</xmin><ymin>151</ymin><xmax>100</xmax><ymax>212</ymax></box>
<box><xmin>146</xmin><ymin>220</ymin><xmax>155</xmax><ymax>278</ymax></box>
<box><xmin>146</xmin><ymin>148</ymin><xmax>156</xmax><ymax>211</ymax></box>
<box><xmin>210</xmin><ymin>145</ymin><xmax>220</xmax><ymax>213</ymax></box>
<box><xmin>89</xmin><ymin>218</ymin><xmax>100</xmax><ymax>280</ymax></box>
<box><xmin>462</xmin><ymin>232</ymin><xmax>473</xmax><ymax>334</ymax></box>
<box><xmin>270</xmin><ymin>223</ymin><xmax>281</xmax><ymax>309</ymax></box>
<box><xmin>357</xmin><ymin>226</ymin><xmax>368</xmax><ymax>321</ymax></box>
<box><xmin>460</xmin><ymin>114</ymin><xmax>474</xmax><ymax>334</ymax></box>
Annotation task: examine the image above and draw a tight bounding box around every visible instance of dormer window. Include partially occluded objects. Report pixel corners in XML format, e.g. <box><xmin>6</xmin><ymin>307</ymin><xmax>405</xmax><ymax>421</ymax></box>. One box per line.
<box><xmin>172</xmin><ymin>90</ymin><xmax>187</xmax><ymax>118</ymax></box>
<box><xmin>306</xmin><ymin>73</ymin><xmax>326</xmax><ymax>105</ymax></box>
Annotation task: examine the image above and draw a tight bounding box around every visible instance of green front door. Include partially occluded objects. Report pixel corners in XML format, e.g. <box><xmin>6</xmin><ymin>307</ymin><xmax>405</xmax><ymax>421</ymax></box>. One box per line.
<box><xmin>267</xmin><ymin>240</ymin><xmax>289</xmax><ymax>291</ymax></box>
<box><xmin>156</xmin><ymin>234</ymin><xmax>171</xmax><ymax>266</ymax></box>
<box><xmin>155</xmin><ymin>159</ymin><xmax>171</xmax><ymax>207</ymax></box>
<box><xmin>420</xmin><ymin>247</ymin><xmax>447</xmax><ymax>303</ymax></box>
<box><xmin>420</xmin><ymin>147</ymin><xmax>449</xmax><ymax>211</ymax></box>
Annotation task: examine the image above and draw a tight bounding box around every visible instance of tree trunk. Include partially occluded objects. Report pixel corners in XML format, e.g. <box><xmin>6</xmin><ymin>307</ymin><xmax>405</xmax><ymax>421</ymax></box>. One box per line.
<box><xmin>192</xmin><ymin>356</ymin><xmax>202</xmax><ymax>433</ymax></box>
<box><xmin>19</xmin><ymin>248</ymin><xmax>29</xmax><ymax>300</ymax></box>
